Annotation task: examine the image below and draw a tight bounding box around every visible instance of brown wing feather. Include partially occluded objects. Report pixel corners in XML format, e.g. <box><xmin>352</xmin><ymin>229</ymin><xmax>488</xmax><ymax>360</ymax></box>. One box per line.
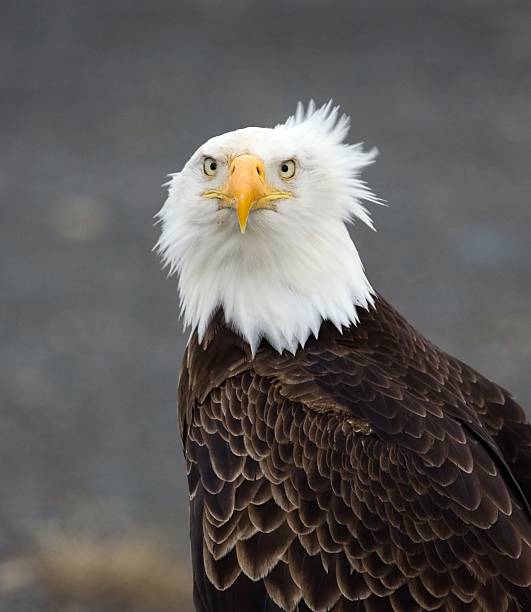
<box><xmin>253</xmin><ymin>295</ymin><xmax>531</xmax><ymax>512</ymax></box>
<box><xmin>179</xmin><ymin>296</ymin><xmax>531</xmax><ymax>611</ymax></box>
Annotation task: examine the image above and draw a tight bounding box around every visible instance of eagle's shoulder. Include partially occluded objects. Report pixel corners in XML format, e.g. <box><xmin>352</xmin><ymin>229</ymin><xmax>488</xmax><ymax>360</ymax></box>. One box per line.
<box><xmin>179</xmin><ymin>296</ymin><xmax>531</xmax><ymax>508</ymax></box>
<box><xmin>258</xmin><ymin>295</ymin><xmax>531</xmax><ymax>504</ymax></box>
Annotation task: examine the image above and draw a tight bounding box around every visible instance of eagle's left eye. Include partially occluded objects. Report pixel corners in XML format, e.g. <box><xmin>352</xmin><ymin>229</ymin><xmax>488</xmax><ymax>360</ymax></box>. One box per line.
<box><xmin>279</xmin><ymin>159</ymin><xmax>296</xmax><ymax>179</ymax></box>
<box><xmin>203</xmin><ymin>157</ymin><xmax>218</xmax><ymax>177</ymax></box>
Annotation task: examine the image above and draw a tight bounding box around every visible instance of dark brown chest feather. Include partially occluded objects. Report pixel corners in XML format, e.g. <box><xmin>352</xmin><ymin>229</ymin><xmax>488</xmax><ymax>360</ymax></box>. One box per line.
<box><xmin>179</xmin><ymin>297</ymin><xmax>531</xmax><ymax>611</ymax></box>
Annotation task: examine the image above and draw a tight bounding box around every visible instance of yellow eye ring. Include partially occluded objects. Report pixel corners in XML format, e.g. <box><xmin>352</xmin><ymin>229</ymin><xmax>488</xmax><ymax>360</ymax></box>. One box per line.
<box><xmin>203</xmin><ymin>157</ymin><xmax>218</xmax><ymax>177</ymax></box>
<box><xmin>279</xmin><ymin>159</ymin><xmax>296</xmax><ymax>179</ymax></box>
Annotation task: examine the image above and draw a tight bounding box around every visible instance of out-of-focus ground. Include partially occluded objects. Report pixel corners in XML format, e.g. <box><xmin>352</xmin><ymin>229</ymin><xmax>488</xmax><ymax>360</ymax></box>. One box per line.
<box><xmin>1</xmin><ymin>1</ymin><xmax>530</xmax><ymax>609</ymax></box>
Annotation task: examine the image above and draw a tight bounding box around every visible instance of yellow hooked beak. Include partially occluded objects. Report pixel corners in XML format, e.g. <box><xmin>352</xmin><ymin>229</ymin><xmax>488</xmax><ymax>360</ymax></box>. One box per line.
<box><xmin>229</xmin><ymin>154</ymin><xmax>268</xmax><ymax>233</ymax></box>
<box><xmin>203</xmin><ymin>154</ymin><xmax>293</xmax><ymax>233</ymax></box>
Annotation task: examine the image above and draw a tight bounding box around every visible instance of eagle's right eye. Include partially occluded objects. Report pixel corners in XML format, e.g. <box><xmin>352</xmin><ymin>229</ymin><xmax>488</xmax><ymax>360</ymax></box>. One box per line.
<box><xmin>203</xmin><ymin>157</ymin><xmax>218</xmax><ymax>177</ymax></box>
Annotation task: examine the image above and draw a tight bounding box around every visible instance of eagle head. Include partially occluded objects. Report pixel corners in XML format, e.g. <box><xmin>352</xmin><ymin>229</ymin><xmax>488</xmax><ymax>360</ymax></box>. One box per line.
<box><xmin>157</xmin><ymin>101</ymin><xmax>380</xmax><ymax>355</ymax></box>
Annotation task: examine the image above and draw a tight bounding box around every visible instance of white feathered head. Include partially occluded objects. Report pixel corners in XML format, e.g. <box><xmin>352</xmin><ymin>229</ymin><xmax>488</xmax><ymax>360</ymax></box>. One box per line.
<box><xmin>157</xmin><ymin>101</ymin><xmax>380</xmax><ymax>354</ymax></box>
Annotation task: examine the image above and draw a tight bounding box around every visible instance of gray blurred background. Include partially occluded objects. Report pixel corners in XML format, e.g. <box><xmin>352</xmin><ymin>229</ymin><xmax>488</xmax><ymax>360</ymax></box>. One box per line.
<box><xmin>1</xmin><ymin>1</ymin><xmax>530</xmax><ymax>610</ymax></box>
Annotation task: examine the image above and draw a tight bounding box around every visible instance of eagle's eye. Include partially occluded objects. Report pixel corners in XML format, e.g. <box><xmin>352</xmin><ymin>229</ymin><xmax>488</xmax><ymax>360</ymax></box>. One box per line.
<box><xmin>279</xmin><ymin>159</ymin><xmax>296</xmax><ymax>179</ymax></box>
<box><xmin>203</xmin><ymin>157</ymin><xmax>218</xmax><ymax>177</ymax></box>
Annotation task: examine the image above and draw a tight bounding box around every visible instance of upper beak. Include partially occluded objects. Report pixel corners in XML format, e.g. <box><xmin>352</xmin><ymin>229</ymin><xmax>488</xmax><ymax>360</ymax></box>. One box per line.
<box><xmin>225</xmin><ymin>154</ymin><xmax>268</xmax><ymax>233</ymax></box>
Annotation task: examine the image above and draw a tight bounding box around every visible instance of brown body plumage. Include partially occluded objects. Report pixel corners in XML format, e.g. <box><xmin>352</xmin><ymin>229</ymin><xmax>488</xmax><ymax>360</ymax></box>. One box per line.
<box><xmin>178</xmin><ymin>295</ymin><xmax>531</xmax><ymax>611</ymax></box>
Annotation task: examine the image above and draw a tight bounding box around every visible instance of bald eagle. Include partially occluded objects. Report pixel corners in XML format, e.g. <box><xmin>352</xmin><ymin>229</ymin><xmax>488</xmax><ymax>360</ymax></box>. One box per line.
<box><xmin>157</xmin><ymin>102</ymin><xmax>531</xmax><ymax>611</ymax></box>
